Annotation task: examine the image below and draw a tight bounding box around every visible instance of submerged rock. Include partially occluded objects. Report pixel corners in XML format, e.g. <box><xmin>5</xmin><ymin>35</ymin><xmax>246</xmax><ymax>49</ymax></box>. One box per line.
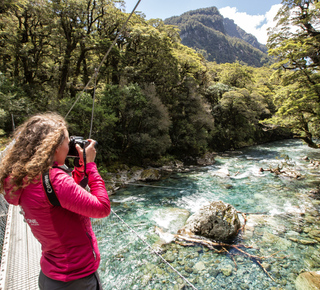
<box><xmin>194</xmin><ymin>261</ymin><xmax>206</xmax><ymax>272</ymax></box>
<box><xmin>308</xmin><ymin>230</ymin><xmax>320</xmax><ymax>242</ymax></box>
<box><xmin>288</xmin><ymin>237</ymin><xmax>317</xmax><ymax>245</ymax></box>
<box><xmin>295</xmin><ymin>271</ymin><xmax>320</xmax><ymax>290</ymax></box>
<box><xmin>178</xmin><ymin>201</ymin><xmax>241</xmax><ymax>242</ymax></box>
<box><xmin>153</xmin><ymin>208</ymin><xmax>190</xmax><ymax>234</ymax></box>
<box><xmin>220</xmin><ymin>264</ymin><xmax>233</xmax><ymax>277</ymax></box>
<box><xmin>261</xmin><ymin>232</ymin><xmax>292</xmax><ymax>250</ymax></box>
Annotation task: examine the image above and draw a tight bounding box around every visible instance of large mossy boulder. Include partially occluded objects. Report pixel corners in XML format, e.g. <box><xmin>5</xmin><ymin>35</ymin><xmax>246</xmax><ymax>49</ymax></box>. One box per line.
<box><xmin>178</xmin><ymin>201</ymin><xmax>241</xmax><ymax>242</ymax></box>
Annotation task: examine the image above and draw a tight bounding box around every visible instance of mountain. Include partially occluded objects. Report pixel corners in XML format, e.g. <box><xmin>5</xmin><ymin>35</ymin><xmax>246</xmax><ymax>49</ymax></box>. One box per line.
<box><xmin>164</xmin><ymin>7</ymin><xmax>271</xmax><ymax>67</ymax></box>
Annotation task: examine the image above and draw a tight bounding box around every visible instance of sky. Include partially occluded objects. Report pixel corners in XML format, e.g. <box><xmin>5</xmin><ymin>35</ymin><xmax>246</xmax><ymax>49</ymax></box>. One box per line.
<box><xmin>121</xmin><ymin>0</ymin><xmax>283</xmax><ymax>44</ymax></box>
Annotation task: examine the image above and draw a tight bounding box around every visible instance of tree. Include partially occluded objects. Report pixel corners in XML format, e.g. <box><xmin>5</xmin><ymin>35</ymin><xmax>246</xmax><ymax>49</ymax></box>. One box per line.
<box><xmin>0</xmin><ymin>0</ymin><xmax>55</xmax><ymax>102</ymax></box>
<box><xmin>212</xmin><ymin>89</ymin><xmax>269</xmax><ymax>149</ymax></box>
<box><xmin>50</xmin><ymin>0</ymin><xmax>124</xmax><ymax>98</ymax></box>
<box><xmin>168</xmin><ymin>78</ymin><xmax>215</xmax><ymax>157</ymax></box>
<box><xmin>100</xmin><ymin>83</ymin><xmax>171</xmax><ymax>164</ymax></box>
<box><xmin>120</xmin><ymin>21</ymin><xmax>182</xmax><ymax>92</ymax></box>
<box><xmin>250</xmin><ymin>66</ymin><xmax>278</xmax><ymax>115</ymax></box>
<box><xmin>217</xmin><ymin>62</ymin><xmax>253</xmax><ymax>88</ymax></box>
<box><xmin>267</xmin><ymin>0</ymin><xmax>320</xmax><ymax>147</ymax></box>
<box><xmin>0</xmin><ymin>0</ymin><xmax>27</xmax><ymax>14</ymax></box>
<box><xmin>0</xmin><ymin>0</ymin><xmax>127</xmax><ymax>103</ymax></box>
<box><xmin>266</xmin><ymin>71</ymin><xmax>320</xmax><ymax>146</ymax></box>
<box><xmin>204</xmin><ymin>82</ymin><xmax>232</xmax><ymax>110</ymax></box>
<box><xmin>0</xmin><ymin>73</ymin><xmax>30</xmax><ymax>132</ymax></box>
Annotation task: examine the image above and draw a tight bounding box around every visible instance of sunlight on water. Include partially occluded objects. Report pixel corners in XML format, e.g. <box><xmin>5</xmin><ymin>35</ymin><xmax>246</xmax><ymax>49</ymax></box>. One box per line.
<box><xmin>93</xmin><ymin>139</ymin><xmax>320</xmax><ymax>290</ymax></box>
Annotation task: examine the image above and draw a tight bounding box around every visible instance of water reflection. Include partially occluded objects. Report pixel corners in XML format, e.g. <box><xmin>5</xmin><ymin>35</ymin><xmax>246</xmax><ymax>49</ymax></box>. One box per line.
<box><xmin>94</xmin><ymin>139</ymin><xmax>320</xmax><ymax>290</ymax></box>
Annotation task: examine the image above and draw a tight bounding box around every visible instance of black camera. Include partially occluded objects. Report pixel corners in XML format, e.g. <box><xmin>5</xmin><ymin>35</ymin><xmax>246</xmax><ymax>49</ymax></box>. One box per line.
<box><xmin>67</xmin><ymin>136</ymin><xmax>92</xmax><ymax>158</ymax></box>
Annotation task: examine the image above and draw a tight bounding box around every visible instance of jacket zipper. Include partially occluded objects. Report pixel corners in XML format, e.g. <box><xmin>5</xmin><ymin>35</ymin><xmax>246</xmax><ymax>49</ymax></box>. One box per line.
<box><xmin>86</xmin><ymin>232</ymin><xmax>97</xmax><ymax>260</ymax></box>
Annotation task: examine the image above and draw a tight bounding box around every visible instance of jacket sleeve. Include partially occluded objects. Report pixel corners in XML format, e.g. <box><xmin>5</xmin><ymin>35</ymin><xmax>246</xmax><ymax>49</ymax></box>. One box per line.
<box><xmin>3</xmin><ymin>176</ymin><xmax>23</xmax><ymax>206</ymax></box>
<box><xmin>72</xmin><ymin>167</ymin><xmax>85</xmax><ymax>184</ymax></box>
<box><xmin>52</xmin><ymin>163</ymin><xmax>111</xmax><ymax>218</ymax></box>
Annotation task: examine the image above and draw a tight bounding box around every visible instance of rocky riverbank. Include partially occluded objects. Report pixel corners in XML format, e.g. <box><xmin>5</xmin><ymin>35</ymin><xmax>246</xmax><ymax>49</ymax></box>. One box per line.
<box><xmin>102</xmin><ymin>152</ymin><xmax>217</xmax><ymax>195</ymax></box>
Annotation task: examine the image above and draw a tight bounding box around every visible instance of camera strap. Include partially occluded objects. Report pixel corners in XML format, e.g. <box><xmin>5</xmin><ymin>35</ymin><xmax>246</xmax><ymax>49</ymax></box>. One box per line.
<box><xmin>42</xmin><ymin>164</ymin><xmax>87</xmax><ymax>207</ymax></box>
<box><xmin>42</xmin><ymin>168</ymin><xmax>61</xmax><ymax>207</ymax></box>
<box><xmin>79</xmin><ymin>147</ymin><xmax>89</xmax><ymax>188</ymax></box>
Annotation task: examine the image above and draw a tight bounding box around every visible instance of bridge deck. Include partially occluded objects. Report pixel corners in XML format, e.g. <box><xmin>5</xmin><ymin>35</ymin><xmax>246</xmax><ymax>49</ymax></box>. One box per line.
<box><xmin>1</xmin><ymin>205</ymin><xmax>41</xmax><ymax>290</ymax></box>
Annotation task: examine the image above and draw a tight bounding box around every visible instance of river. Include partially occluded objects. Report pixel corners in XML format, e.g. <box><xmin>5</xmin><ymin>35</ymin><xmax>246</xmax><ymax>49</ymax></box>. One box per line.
<box><xmin>93</xmin><ymin>139</ymin><xmax>320</xmax><ymax>289</ymax></box>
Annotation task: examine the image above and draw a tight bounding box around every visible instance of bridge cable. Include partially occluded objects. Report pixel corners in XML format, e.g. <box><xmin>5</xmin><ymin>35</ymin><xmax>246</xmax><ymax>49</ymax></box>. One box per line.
<box><xmin>104</xmin><ymin>180</ymin><xmax>190</xmax><ymax>191</ymax></box>
<box><xmin>89</xmin><ymin>68</ymin><xmax>98</xmax><ymax>139</ymax></box>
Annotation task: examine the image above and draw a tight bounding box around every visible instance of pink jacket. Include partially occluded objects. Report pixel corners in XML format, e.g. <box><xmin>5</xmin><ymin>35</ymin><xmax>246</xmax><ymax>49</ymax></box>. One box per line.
<box><xmin>4</xmin><ymin>162</ymin><xmax>110</xmax><ymax>282</ymax></box>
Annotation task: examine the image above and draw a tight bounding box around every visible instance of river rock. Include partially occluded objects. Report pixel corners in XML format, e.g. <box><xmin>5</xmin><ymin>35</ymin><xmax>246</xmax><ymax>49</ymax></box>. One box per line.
<box><xmin>163</xmin><ymin>252</ymin><xmax>176</xmax><ymax>263</ymax></box>
<box><xmin>194</xmin><ymin>261</ymin><xmax>206</xmax><ymax>272</ymax></box>
<box><xmin>139</xmin><ymin>168</ymin><xmax>161</xmax><ymax>181</ymax></box>
<box><xmin>220</xmin><ymin>264</ymin><xmax>233</xmax><ymax>276</ymax></box>
<box><xmin>262</xmin><ymin>232</ymin><xmax>292</xmax><ymax>250</ymax></box>
<box><xmin>177</xmin><ymin>201</ymin><xmax>241</xmax><ymax>242</ymax></box>
<box><xmin>308</xmin><ymin>230</ymin><xmax>320</xmax><ymax>242</ymax></box>
<box><xmin>295</xmin><ymin>271</ymin><xmax>320</xmax><ymax>290</ymax></box>
<box><xmin>196</xmin><ymin>152</ymin><xmax>216</xmax><ymax>166</ymax></box>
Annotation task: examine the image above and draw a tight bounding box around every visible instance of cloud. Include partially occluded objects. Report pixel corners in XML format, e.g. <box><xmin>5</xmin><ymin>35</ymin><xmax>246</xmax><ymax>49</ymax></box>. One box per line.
<box><xmin>219</xmin><ymin>4</ymin><xmax>283</xmax><ymax>45</ymax></box>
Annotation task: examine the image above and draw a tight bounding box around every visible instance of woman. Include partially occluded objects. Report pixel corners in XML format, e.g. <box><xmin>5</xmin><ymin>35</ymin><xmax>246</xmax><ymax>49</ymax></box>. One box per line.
<box><xmin>0</xmin><ymin>112</ymin><xmax>110</xmax><ymax>289</ymax></box>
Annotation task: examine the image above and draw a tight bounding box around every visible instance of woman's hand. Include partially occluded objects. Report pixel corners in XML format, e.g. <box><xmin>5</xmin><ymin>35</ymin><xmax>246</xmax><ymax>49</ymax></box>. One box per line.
<box><xmin>75</xmin><ymin>139</ymin><xmax>97</xmax><ymax>165</ymax></box>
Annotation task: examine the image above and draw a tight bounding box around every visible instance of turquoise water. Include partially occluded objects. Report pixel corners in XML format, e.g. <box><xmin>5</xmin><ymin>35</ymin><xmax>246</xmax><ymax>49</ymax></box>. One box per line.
<box><xmin>93</xmin><ymin>139</ymin><xmax>320</xmax><ymax>289</ymax></box>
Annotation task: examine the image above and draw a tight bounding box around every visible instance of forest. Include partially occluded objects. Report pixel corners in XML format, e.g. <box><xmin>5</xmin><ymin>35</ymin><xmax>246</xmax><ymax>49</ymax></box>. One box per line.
<box><xmin>0</xmin><ymin>0</ymin><xmax>320</xmax><ymax>168</ymax></box>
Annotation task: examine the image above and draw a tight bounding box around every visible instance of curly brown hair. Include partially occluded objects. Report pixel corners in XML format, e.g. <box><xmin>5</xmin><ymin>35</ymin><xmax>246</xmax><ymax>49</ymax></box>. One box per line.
<box><xmin>0</xmin><ymin>112</ymin><xmax>68</xmax><ymax>193</ymax></box>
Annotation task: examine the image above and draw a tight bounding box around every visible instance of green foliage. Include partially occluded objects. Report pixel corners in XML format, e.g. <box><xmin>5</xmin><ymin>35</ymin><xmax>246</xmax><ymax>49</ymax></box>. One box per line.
<box><xmin>218</xmin><ymin>62</ymin><xmax>253</xmax><ymax>88</ymax></box>
<box><xmin>120</xmin><ymin>22</ymin><xmax>181</xmax><ymax>88</ymax></box>
<box><xmin>204</xmin><ymin>82</ymin><xmax>232</xmax><ymax>110</ymax></box>
<box><xmin>60</xmin><ymin>91</ymin><xmax>119</xmax><ymax>164</ymax></box>
<box><xmin>0</xmin><ymin>73</ymin><xmax>31</xmax><ymax>132</ymax></box>
<box><xmin>100</xmin><ymin>83</ymin><xmax>171</xmax><ymax>164</ymax></box>
<box><xmin>0</xmin><ymin>0</ymin><xmax>27</xmax><ymax>14</ymax></box>
<box><xmin>167</xmin><ymin>77</ymin><xmax>215</xmax><ymax>157</ymax></box>
<box><xmin>266</xmin><ymin>0</ymin><xmax>320</xmax><ymax>147</ymax></box>
<box><xmin>212</xmin><ymin>88</ymin><xmax>270</xmax><ymax>149</ymax></box>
